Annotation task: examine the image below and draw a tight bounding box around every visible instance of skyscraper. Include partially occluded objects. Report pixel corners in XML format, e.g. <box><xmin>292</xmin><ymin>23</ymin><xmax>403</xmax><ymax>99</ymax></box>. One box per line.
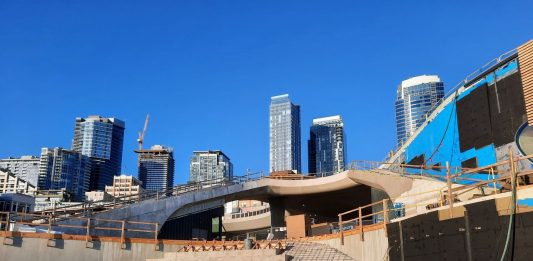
<box><xmin>136</xmin><ymin>145</ymin><xmax>175</xmax><ymax>191</ymax></box>
<box><xmin>0</xmin><ymin>155</ymin><xmax>40</xmax><ymax>187</ymax></box>
<box><xmin>72</xmin><ymin>115</ymin><xmax>125</xmax><ymax>191</ymax></box>
<box><xmin>38</xmin><ymin>147</ymin><xmax>91</xmax><ymax>201</ymax></box>
<box><xmin>189</xmin><ymin>150</ymin><xmax>233</xmax><ymax>183</ymax></box>
<box><xmin>269</xmin><ymin>94</ymin><xmax>301</xmax><ymax>173</ymax></box>
<box><xmin>308</xmin><ymin>116</ymin><xmax>346</xmax><ymax>176</ymax></box>
<box><xmin>395</xmin><ymin>75</ymin><xmax>444</xmax><ymax>147</ymax></box>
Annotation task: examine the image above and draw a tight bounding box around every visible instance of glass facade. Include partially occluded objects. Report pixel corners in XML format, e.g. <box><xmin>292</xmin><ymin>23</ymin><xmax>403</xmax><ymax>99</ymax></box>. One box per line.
<box><xmin>137</xmin><ymin>145</ymin><xmax>175</xmax><ymax>191</ymax></box>
<box><xmin>38</xmin><ymin>147</ymin><xmax>90</xmax><ymax>201</ymax></box>
<box><xmin>269</xmin><ymin>94</ymin><xmax>301</xmax><ymax>173</ymax></box>
<box><xmin>72</xmin><ymin>116</ymin><xmax>125</xmax><ymax>191</ymax></box>
<box><xmin>308</xmin><ymin>116</ymin><xmax>346</xmax><ymax>176</ymax></box>
<box><xmin>189</xmin><ymin>151</ymin><xmax>233</xmax><ymax>183</ymax></box>
<box><xmin>395</xmin><ymin>75</ymin><xmax>444</xmax><ymax>147</ymax></box>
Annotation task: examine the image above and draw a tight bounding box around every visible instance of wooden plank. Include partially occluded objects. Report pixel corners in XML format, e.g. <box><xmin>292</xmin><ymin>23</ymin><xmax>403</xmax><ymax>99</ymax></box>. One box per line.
<box><xmin>518</xmin><ymin>40</ymin><xmax>533</xmax><ymax>124</ymax></box>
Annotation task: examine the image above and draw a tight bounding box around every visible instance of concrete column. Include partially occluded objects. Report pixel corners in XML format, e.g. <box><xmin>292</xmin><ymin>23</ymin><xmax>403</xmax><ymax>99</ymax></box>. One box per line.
<box><xmin>268</xmin><ymin>197</ymin><xmax>286</xmax><ymax>227</ymax></box>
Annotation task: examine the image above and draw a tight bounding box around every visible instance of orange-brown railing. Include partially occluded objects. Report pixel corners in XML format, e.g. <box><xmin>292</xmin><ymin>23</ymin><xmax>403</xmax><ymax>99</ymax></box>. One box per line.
<box><xmin>0</xmin><ymin>211</ymin><xmax>158</xmax><ymax>250</ymax></box>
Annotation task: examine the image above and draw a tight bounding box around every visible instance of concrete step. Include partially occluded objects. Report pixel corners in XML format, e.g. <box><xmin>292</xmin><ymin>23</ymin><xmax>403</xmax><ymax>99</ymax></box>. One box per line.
<box><xmin>284</xmin><ymin>242</ymin><xmax>354</xmax><ymax>261</ymax></box>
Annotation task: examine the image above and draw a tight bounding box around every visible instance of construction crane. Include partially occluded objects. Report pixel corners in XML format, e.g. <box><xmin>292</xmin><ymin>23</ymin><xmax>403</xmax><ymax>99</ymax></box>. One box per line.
<box><xmin>137</xmin><ymin>114</ymin><xmax>149</xmax><ymax>150</ymax></box>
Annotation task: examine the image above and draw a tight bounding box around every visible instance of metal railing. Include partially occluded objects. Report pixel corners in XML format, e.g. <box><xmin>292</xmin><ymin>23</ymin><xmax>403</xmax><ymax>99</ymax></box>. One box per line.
<box><xmin>337</xmin><ymin>152</ymin><xmax>533</xmax><ymax>245</ymax></box>
<box><xmin>389</xmin><ymin>47</ymin><xmax>518</xmax><ymax>156</ymax></box>
<box><xmin>226</xmin><ymin>207</ymin><xmax>271</xmax><ymax>220</ymax></box>
<box><xmin>0</xmin><ymin>211</ymin><xmax>158</xmax><ymax>249</ymax></box>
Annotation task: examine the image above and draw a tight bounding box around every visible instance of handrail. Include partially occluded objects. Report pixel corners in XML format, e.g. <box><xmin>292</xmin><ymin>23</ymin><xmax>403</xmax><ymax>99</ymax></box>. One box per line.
<box><xmin>0</xmin><ymin>211</ymin><xmax>159</xmax><ymax>250</ymax></box>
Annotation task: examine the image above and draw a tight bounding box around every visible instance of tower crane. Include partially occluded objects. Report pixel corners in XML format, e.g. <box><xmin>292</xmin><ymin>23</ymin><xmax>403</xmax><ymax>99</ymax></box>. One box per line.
<box><xmin>137</xmin><ymin>114</ymin><xmax>149</xmax><ymax>150</ymax></box>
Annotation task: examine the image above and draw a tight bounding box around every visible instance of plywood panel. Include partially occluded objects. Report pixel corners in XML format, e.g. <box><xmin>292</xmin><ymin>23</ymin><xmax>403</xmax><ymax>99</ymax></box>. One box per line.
<box><xmin>518</xmin><ymin>40</ymin><xmax>533</xmax><ymax>124</ymax></box>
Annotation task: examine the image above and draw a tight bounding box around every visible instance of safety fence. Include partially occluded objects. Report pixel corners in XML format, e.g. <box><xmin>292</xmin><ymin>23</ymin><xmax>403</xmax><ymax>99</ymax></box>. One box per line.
<box><xmin>0</xmin><ymin>211</ymin><xmax>158</xmax><ymax>250</ymax></box>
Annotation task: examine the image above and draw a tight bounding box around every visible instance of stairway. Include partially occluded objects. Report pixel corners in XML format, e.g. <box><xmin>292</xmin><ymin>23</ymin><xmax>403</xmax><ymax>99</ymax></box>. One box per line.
<box><xmin>284</xmin><ymin>241</ymin><xmax>354</xmax><ymax>261</ymax></box>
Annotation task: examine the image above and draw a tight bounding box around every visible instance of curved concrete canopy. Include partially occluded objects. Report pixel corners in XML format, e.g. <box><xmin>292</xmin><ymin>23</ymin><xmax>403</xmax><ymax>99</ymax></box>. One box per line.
<box><xmin>74</xmin><ymin>169</ymin><xmax>440</xmax><ymax>237</ymax></box>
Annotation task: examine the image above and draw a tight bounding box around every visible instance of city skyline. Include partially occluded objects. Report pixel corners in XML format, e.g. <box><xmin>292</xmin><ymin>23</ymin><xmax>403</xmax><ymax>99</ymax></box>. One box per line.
<box><xmin>2</xmin><ymin>1</ymin><xmax>532</xmax><ymax>185</ymax></box>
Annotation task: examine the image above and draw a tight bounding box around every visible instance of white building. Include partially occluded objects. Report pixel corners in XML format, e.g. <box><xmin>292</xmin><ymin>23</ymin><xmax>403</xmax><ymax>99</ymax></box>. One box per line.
<box><xmin>0</xmin><ymin>156</ymin><xmax>40</xmax><ymax>187</ymax></box>
<box><xmin>0</xmin><ymin>169</ymin><xmax>36</xmax><ymax>195</ymax></box>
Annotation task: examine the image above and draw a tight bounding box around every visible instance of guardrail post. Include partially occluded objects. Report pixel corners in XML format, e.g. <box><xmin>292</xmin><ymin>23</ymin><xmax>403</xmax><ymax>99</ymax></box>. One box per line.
<box><xmin>48</xmin><ymin>215</ymin><xmax>52</xmax><ymax>234</ymax></box>
<box><xmin>154</xmin><ymin>223</ymin><xmax>159</xmax><ymax>251</ymax></box>
<box><xmin>120</xmin><ymin>221</ymin><xmax>126</xmax><ymax>249</ymax></box>
<box><xmin>383</xmin><ymin>199</ymin><xmax>389</xmax><ymax>237</ymax></box>
<box><xmin>338</xmin><ymin>214</ymin><xmax>344</xmax><ymax>245</ymax></box>
<box><xmin>446</xmin><ymin>162</ymin><xmax>453</xmax><ymax>218</ymax></box>
<box><xmin>85</xmin><ymin>218</ymin><xmax>91</xmax><ymax>248</ymax></box>
<box><xmin>509</xmin><ymin>149</ymin><xmax>518</xmax><ymax>210</ymax></box>
<box><xmin>5</xmin><ymin>212</ymin><xmax>10</xmax><ymax>232</ymax></box>
<box><xmin>156</xmin><ymin>192</ymin><xmax>159</xmax><ymax>201</ymax></box>
<box><xmin>359</xmin><ymin>207</ymin><xmax>364</xmax><ymax>241</ymax></box>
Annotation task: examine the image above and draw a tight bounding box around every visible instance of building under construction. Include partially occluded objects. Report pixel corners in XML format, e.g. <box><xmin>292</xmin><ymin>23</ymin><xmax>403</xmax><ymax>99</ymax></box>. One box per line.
<box><xmin>135</xmin><ymin>145</ymin><xmax>175</xmax><ymax>191</ymax></box>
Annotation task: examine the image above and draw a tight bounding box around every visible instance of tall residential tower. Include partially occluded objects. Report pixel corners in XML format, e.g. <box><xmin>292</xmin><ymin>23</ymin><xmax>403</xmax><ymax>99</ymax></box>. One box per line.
<box><xmin>72</xmin><ymin>115</ymin><xmax>125</xmax><ymax>191</ymax></box>
<box><xmin>38</xmin><ymin>147</ymin><xmax>91</xmax><ymax>201</ymax></box>
<box><xmin>189</xmin><ymin>150</ymin><xmax>233</xmax><ymax>183</ymax></box>
<box><xmin>308</xmin><ymin>116</ymin><xmax>346</xmax><ymax>176</ymax></box>
<box><xmin>269</xmin><ymin>94</ymin><xmax>301</xmax><ymax>173</ymax></box>
<box><xmin>136</xmin><ymin>145</ymin><xmax>175</xmax><ymax>191</ymax></box>
<box><xmin>395</xmin><ymin>75</ymin><xmax>444</xmax><ymax>147</ymax></box>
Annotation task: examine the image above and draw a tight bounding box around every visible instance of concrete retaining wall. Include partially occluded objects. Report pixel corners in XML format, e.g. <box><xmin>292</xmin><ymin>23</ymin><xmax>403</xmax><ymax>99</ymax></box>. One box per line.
<box><xmin>317</xmin><ymin>228</ymin><xmax>389</xmax><ymax>261</ymax></box>
<box><xmin>0</xmin><ymin>236</ymin><xmax>183</xmax><ymax>261</ymax></box>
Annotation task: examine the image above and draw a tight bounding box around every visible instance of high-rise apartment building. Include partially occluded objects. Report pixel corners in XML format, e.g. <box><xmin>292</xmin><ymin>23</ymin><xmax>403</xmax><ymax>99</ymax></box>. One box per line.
<box><xmin>308</xmin><ymin>116</ymin><xmax>346</xmax><ymax>176</ymax></box>
<box><xmin>189</xmin><ymin>150</ymin><xmax>233</xmax><ymax>183</ymax></box>
<box><xmin>135</xmin><ymin>145</ymin><xmax>175</xmax><ymax>191</ymax></box>
<box><xmin>38</xmin><ymin>147</ymin><xmax>91</xmax><ymax>201</ymax></box>
<box><xmin>72</xmin><ymin>115</ymin><xmax>125</xmax><ymax>191</ymax></box>
<box><xmin>395</xmin><ymin>75</ymin><xmax>444</xmax><ymax>147</ymax></box>
<box><xmin>0</xmin><ymin>156</ymin><xmax>40</xmax><ymax>186</ymax></box>
<box><xmin>269</xmin><ymin>94</ymin><xmax>301</xmax><ymax>173</ymax></box>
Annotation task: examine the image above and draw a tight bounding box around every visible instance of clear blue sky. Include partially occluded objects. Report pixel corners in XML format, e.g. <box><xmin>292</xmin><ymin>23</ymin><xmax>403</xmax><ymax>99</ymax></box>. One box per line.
<box><xmin>1</xmin><ymin>1</ymin><xmax>532</xmax><ymax>185</ymax></box>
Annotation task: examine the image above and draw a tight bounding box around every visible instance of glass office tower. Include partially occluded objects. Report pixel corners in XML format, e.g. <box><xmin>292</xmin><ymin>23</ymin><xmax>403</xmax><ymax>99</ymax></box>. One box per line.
<box><xmin>269</xmin><ymin>94</ymin><xmax>301</xmax><ymax>173</ymax></box>
<box><xmin>395</xmin><ymin>75</ymin><xmax>444</xmax><ymax>147</ymax></box>
<box><xmin>308</xmin><ymin>116</ymin><xmax>346</xmax><ymax>176</ymax></box>
<box><xmin>136</xmin><ymin>145</ymin><xmax>175</xmax><ymax>191</ymax></box>
<box><xmin>38</xmin><ymin>147</ymin><xmax>91</xmax><ymax>201</ymax></box>
<box><xmin>72</xmin><ymin>115</ymin><xmax>125</xmax><ymax>191</ymax></box>
<box><xmin>189</xmin><ymin>150</ymin><xmax>233</xmax><ymax>183</ymax></box>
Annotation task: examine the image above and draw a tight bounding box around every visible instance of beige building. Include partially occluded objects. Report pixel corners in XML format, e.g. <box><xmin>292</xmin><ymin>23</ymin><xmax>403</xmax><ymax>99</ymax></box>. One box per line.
<box><xmin>105</xmin><ymin>175</ymin><xmax>144</xmax><ymax>200</ymax></box>
<box><xmin>85</xmin><ymin>191</ymin><xmax>114</xmax><ymax>202</ymax></box>
<box><xmin>0</xmin><ymin>169</ymin><xmax>36</xmax><ymax>195</ymax></box>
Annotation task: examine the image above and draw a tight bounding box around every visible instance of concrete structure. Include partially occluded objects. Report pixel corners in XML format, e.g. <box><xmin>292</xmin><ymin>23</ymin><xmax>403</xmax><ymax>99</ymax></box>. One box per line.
<box><xmin>136</xmin><ymin>145</ymin><xmax>175</xmax><ymax>191</ymax></box>
<box><xmin>0</xmin><ymin>155</ymin><xmax>40</xmax><ymax>186</ymax></box>
<box><xmin>395</xmin><ymin>75</ymin><xmax>444</xmax><ymax>147</ymax></box>
<box><xmin>85</xmin><ymin>191</ymin><xmax>113</xmax><ymax>202</ymax></box>
<box><xmin>105</xmin><ymin>175</ymin><xmax>144</xmax><ymax>201</ymax></box>
<box><xmin>189</xmin><ymin>150</ymin><xmax>232</xmax><ymax>183</ymax></box>
<box><xmin>33</xmin><ymin>189</ymin><xmax>78</xmax><ymax>211</ymax></box>
<box><xmin>0</xmin><ymin>193</ymin><xmax>35</xmax><ymax>212</ymax></box>
<box><xmin>308</xmin><ymin>115</ymin><xmax>346</xmax><ymax>176</ymax></box>
<box><xmin>72</xmin><ymin>115</ymin><xmax>125</xmax><ymax>191</ymax></box>
<box><xmin>39</xmin><ymin>147</ymin><xmax>90</xmax><ymax>201</ymax></box>
<box><xmin>0</xmin><ymin>169</ymin><xmax>36</xmax><ymax>194</ymax></box>
<box><xmin>66</xmin><ymin>168</ymin><xmax>442</xmax><ymax>240</ymax></box>
<box><xmin>269</xmin><ymin>94</ymin><xmax>301</xmax><ymax>173</ymax></box>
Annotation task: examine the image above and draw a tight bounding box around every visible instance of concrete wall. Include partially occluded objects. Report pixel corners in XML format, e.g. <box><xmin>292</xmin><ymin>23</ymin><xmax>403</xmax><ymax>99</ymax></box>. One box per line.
<box><xmin>317</xmin><ymin>228</ymin><xmax>389</xmax><ymax>261</ymax></box>
<box><xmin>0</xmin><ymin>236</ymin><xmax>183</xmax><ymax>261</ymax></box>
